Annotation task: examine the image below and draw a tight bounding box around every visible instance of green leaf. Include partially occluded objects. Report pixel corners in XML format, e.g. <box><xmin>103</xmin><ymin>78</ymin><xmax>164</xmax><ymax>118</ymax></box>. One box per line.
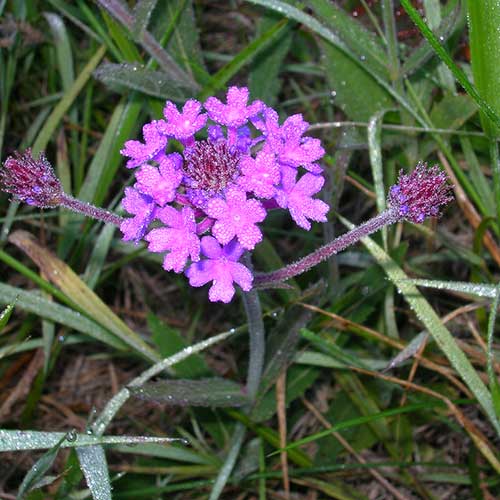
<box><xmin>131</xmin><ymin>378</ymin><xmax>248</xmax><ymax>407</ymax></box>
<box><xmin>93</xmin><ymin>63</ymin><xmax>193</xmax><ymax>100</ymax></box>
<box><xmin>249</xmin><ymin>11</ymin><xmax>294</xmax><ymax>106</ymax></box>
<box><xmin>429</xmin><ymin>94</ymin><xmax>477</xmax><ymax>130</ymax></box>
<box><xmin>400</xmin><ymin>0</ymin><xmax>500</xmax><ymax>131</ymax></box>
<box><xmin>309</xmin><ymin>0</ymin><xmax>388</xmax><ymax>79</ymax></box>
<box><xmin>17</xmin><ymin>435</ymin><xmax>67</xmax><ymax>499</ymax></box>
<box><xmin>320</xmin><ymin>41</ymin><xmax>393</xmax><ymax>121</ymax></box>
<box><xmin>468</xmin><ymin>1</ymin><xmax>500</xmax><ymax>137</ymax></box>
<box><xmin>132</xmin><ymin>0</ymin><xmax>158</xmax><ymax>38</ymax></box>
<box><xmin>91</xmin><ymin>328</ymin><xmax>238</xmax><ymax>436</ymax></box>
<box><xmin>153</xmin><ymin>0</ymin><xmax>207</xmax><ymax>78</ymax></box>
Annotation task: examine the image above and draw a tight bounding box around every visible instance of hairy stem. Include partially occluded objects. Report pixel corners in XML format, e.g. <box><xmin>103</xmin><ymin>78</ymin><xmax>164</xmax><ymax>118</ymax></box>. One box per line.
<box><xmin>255</xmin><ymin>208</ymin><xmax>399</xmax><ymax>287</ymax></box>
<box><xmin>60</xmin><ymin>193</ymin><xmax>124</xmax><ymax>227</ymax></box>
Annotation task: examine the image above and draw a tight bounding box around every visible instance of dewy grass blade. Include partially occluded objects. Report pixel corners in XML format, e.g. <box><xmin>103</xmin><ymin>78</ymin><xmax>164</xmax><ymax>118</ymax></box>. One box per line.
<box><xmin>367</xmin><ymin>110</ymin><xmax>388</xmax><ymax>248</ymax></box>
<box><xmin>410</xmin><ymin>279</ymin><xmax>498</xmax><ymax>298</ymax></box>
<box><xmin>76</xmin><ymin>446</ymin><xmax>111</xmax><ymax>500</ymax></box>
<box><xmin>339</xmin><ymin>216</ymin><xmax>500</xmax><ymax>435</ymax></box>
<box><xmin>0</xmin><ymin>430</ymin><xmax>184</xmax><ymax>452</ymax></box>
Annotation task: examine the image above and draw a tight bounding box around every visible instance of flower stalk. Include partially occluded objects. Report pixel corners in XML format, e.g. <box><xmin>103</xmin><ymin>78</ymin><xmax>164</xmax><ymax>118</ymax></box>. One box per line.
<box><xmin>255</xmin><ymin>208</ymin><xmax>400</xmax><ymax>287</ymax></box>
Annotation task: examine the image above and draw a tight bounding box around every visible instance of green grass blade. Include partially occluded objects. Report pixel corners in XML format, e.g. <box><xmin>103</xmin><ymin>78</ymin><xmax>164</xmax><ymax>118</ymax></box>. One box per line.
<box><xmin>199</xmin><ymin>18</ymin><xmax>288</xmax><ymax>100</ymax></box>
<box><xmin>32</xmin><ymin>45</ymin><xmax>106</xmax><ymax>156</ymax></box>
<box><xmin>9</xmin><ymin>230</ymin><xmax>160</xmax><ymax>362</ymax></box>
<box><xmin>400</xmin><ymin>0</ymin><xmax>500</xmax><ymax>131</ymax></box>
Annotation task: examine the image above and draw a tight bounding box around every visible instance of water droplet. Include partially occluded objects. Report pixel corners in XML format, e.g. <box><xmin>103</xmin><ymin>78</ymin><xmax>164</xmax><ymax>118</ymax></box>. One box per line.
<box><xmin>58</xmin><ymin>335</ymin><xmax>66</xmax><ymax>343</ymax></box>
<box><xmin>66</xmin><ymin>429</ymin><xmax>78</xmax><ymax>442</ymax></box>
<box><xmin>438</xmin><ymin>36</ymin><xmax>444</xmax><ymax>42</ymax></box>
<box><xmin>360</xmin><ymin>55</ymin><xmax>366</xmax><ymax>62</ymax></box>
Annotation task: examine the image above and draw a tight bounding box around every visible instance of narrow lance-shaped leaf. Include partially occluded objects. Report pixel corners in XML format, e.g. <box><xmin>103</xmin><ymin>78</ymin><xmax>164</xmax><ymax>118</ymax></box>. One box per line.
<box><xmin>16</xmin><ymin>434</ymin><xmax>67</xmax><ymax>500</ymax></box>
<box><xmin>130</xmin><ymin>378</ymin><xmax>248</xmax><ymax>407</ymax></box>
<box><xmin>93</xmin><ymin>63</ymin><xmax>193</xmax><ymax>100</ymax></box>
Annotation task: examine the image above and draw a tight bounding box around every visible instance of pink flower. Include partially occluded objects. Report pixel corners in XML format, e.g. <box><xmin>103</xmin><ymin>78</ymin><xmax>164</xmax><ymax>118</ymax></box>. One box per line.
<box><xmin>276</xmin><ymin>168</ymin><xmax>329</xmax><ymax>230</ymax></box>
<box><xmin>135</xmin><ymin>154</ymin><xmax>183</xmax><ymax>206</ymax></box>
<box><xmin>186</xmin><ymin>236</ymin><xmax>252</xmax><ymax>303</ymax></box>
<box><xmin>145</xmin><ymin>206</ymin><xmax>200</xmax><ymax>272</ymax></box>
<box><xmin>157</xmin><ymin>99</ymin><xmax>207</xmax><ymax>143</ymax></box>
<box><xmin>120</xmin><ymin>188</ymin><xmax>156</xmax><ymax>242</ymax></box>
<box><xmin>238</xmin><ymin>151</ymin><xmax>280</xmax><ymax>198</ymax></box>
<box><xmin>120</xmin><ymin>121</ymin><xmax>168</xmax><ymax>169</ymax></box>
<box><xmin>205</xmin><ymin>87</ymin><xmax>263</xmax><ymax>128</ymax></box>
<box><xmin>207</xmin><ymin>188</ymin><xmax>266</xmax><ymax>249</ymax></box>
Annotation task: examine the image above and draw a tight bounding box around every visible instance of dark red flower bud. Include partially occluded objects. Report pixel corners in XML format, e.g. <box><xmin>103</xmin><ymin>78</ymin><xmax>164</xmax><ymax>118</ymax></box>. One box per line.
<box><xmin>388</xmin><ymin>162</ymin><xmax>453</xmax><ymax>223</ymax></box>
<box><xmin>0</xmin><ymin>149</ymin><xmax>62</xmax><ymax>208</ymax></box>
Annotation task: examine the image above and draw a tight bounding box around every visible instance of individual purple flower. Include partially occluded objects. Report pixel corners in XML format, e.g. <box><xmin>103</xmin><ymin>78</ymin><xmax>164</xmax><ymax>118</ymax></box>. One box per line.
<box><xmin>276</xmin><ymin>168</ymin><xmax>329</xmax><ymax>230</ymax></box>
<box><xmin>120</xmin><ymin>121</ymin><xmax>168</xmax><ymax>169</ymax></box>
<box><xmin>388</xmin><ymin>162</ymin><xmax>453</xmax><ymax>223</ymax></box>
<box><xmin>238</xmin><ymin>151</ymin><xmax>280</xmax><ymax>198</ymax></box>
<box><xmin>145</xmin><ymin>206</ymin><xmax>200</xmax><ymax>272</ymax></box>
<box><xmin>207</xmin><ymin>188</ymin><xmax>266</xmax><ymax>249</ymax></box>
<box><xmin>135</xmin><ymin>153</ymin><xmax>183</xmax><ymax>206</ymax></box>
<box><xmin>262</xmin><ymin>113</ymin><xmax>324</xmax><ymax>173</ymax></box>
<box><xmin>120</xmin><ymin>188</ymin><xmax>156</xmax><ymax>242</ymax></box>
<box><xmin>186</xmin><ymin>236</ymin><xmax>252</xmax><ymax>303</ymax></box>
<box><xmin>157</xmin><ymin>99</ymin><xmax>207</xmax><ymax>143</ymax></box>
<box><xmin>205</xmin><ymin>86</ymin><xmax>263</xmax><ymax>128</ymax></box>
<box><xmin>0</xmin><ymin>149</ymin><xmax>62</xmax><ymax>207</ymax></box>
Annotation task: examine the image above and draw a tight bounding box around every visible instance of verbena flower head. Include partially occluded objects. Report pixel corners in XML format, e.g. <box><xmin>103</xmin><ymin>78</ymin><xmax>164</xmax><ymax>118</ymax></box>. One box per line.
<box><xmin>388</xmin><ymin>162</ymin><xmax>453</xmax><ymax>223</ymax></box>
<box><xmin>0</xmin><ymin>149</ymin><xmax>62</xmax><ymax>207</ymax></box>
<box><xmin>120</xmin><ymin>86</ymin><xmax>329</xmax><ymax>302</ymax></box>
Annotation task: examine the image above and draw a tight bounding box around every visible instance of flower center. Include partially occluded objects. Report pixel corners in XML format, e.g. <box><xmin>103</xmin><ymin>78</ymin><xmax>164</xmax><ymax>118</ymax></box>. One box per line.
<box><xmin>183</xmin><ymin>140</ymin><xmax>240</xmax><ymax>192</ymax></box>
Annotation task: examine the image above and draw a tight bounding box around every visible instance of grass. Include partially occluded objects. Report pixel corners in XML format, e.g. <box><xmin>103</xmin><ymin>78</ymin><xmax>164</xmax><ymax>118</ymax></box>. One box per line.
<box><xmin>1</xmin><ymin>1</ymin><xmax>500</xmax><ymax>499</ymax></box>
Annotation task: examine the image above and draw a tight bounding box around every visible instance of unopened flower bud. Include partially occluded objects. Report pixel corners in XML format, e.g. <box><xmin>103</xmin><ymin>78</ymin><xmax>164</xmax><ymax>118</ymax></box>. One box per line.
<box><xmin>0</xmin><ymin>149</ymin><xmax>62</xmax><ymax>207</ymax></box>
<box><xmin>388</xmin><ymin>162</ymin><xmax>453</xmax><ymax>223</ymax></box>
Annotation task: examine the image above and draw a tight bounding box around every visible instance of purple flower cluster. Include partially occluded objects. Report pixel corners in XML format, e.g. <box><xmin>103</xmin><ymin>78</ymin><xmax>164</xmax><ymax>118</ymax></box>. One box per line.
<box><xmin>388</xmin><ymin>162</ymin><xmax>453</xmax><ymax>223</ymax></box>
<box><xmin>120</xmin><ymin>87</ymin><xmax>329</xmax><ymax>302</ymax></box>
